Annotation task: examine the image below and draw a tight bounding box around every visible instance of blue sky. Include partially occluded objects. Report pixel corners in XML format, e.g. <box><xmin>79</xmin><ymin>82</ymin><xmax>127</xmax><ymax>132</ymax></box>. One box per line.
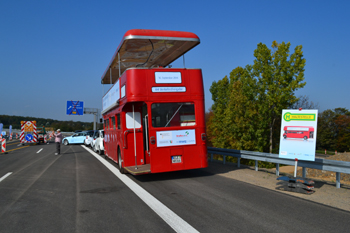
<box><xmin>1</xmin><ymin>0</ymin><xmax>349</xmax><ymax>122</ymax></box>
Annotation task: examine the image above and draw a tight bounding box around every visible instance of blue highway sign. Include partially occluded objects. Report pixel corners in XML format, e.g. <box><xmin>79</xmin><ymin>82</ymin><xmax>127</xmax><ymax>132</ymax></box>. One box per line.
<box><xmin>67</xmin><ymin>101</ymin><xmax>84</xmax><ymax>115</ymax></box>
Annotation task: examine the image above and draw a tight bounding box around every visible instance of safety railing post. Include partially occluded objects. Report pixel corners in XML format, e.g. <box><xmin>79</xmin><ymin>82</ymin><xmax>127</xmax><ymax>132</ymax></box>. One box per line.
<box><xmin>336</xmin><ymin>172</ymin><xmax>340</xmax><ymax>188</ymax></box>
<box><xmin>211</xmin><ymin>153</ymin><xmax>213</xmax><ymax>162</ymax></box>
<box><xmin>237</xmin><ymin>158</ymin><xmax>240</xmax><ymax>168</ymax></box>
<box><xmin>223</xmin><ymin>155</ymin><xmax>226</xmax><ymax>165</ymax></box>
<box><xmin>276</xmin><ymin>164</ymin><xmax>279</xmax><ymax>176</ymax></box>
<box><xmin>255</xmin><ymin>160</ymin><xmax>258</xmax><ymax>171</ymax></box>
<box><xmin>302</xmin><ymin>167</ymin><xmax>306</xmax><ymax>178</ymax></box>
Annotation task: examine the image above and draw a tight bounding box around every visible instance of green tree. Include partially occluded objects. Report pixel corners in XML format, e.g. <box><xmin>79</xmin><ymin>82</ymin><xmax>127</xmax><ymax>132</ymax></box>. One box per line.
<box><xmin>317</xmin><ymin>108</ymin><xmax>350</xmax><ymax>151</ymax></box>
<box><xmin>209</xmin><ymin>41</ymin><xmax>306</xmax><ymax>153</ymax></box>
<box><xmin>209</xmin><ymin>76</ymin><xmax>231</xmax><ymax>148</ymax></box>
<box><xmin>252</xmin><ymin>41</ymin><xmax>306</xmax><ymax>152</ymax></box>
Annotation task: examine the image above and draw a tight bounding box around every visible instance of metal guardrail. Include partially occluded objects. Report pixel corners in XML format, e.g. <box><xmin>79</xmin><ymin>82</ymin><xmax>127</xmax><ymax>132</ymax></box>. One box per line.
<box><xmin>207</xmin><ymin>147</ymin><xmax>350</xmax><ymax>188</ymax></box>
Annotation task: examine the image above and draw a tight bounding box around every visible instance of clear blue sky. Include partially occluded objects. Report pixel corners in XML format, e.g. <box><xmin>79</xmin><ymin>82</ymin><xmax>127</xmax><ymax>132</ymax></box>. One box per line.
<box><xmin>1</xmin><ymin>0</ymin><xmax>349</xmax><ymax>122</ymax></box>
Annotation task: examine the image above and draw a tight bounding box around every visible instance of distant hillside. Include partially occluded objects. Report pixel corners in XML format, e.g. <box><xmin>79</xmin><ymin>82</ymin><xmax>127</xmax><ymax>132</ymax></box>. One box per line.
<box><xmin>0</xmin><ymin>115</ymin><xmax>100</xmax><ymax>131</ymax></box>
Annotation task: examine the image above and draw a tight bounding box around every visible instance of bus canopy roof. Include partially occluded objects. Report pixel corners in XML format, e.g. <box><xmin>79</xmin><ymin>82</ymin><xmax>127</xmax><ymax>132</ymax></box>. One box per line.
<box><xmin>101</xmin><ymin>29</ymin><xmax>200</xmax><ymax>84</ymax></box>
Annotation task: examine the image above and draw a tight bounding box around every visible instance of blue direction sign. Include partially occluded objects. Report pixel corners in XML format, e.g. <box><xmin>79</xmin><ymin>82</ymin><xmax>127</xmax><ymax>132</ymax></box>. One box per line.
<box><xmin>25</xmin><ymin>134</ymin><xmax>33</xmax><ymax>141</ymax></box>
<box><xmin>67</xmin><ymin>101</ymin><xmax>84</xmax><ymax>115</ymax></box>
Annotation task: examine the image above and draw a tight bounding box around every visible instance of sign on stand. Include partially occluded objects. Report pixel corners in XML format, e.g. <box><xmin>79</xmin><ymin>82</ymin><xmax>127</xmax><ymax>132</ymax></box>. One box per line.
<box><xmin>279</xmin><ymin>109</ymin><xmax>318</xmax><ymax>162</ymax></box>
<box><xmin>67</xmin><ymin>101</ymin><xmax>84</xmax><ymax>115</ymax></box>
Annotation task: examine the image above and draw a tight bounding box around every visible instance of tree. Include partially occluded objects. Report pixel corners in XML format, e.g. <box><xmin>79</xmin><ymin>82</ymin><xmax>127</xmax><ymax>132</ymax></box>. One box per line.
<box><xmin>209</xmin><ymin>76</ymin><xmax>231</xmax><ymax>148</ymax></box>
<box><xmin>335</xmin><ymin>114</ymin><xmax>350</xmax><ymax>151</ymax></box>
<box><xmin>290</xmin><ymin>95</ymin><xmax>319</xmax><ymax>109</ymax></box>
<box><xmin>251</xmin><ymin>41</ymin><xmax>306</xmax><ymax>153</ymax></box>
<box><xmin>317</xmin><ymin>108</ymin><xmax>350</xmax><ymax>151</ymax></box>
<box><xmin>209</xmin><ymin>41</ymin><xmax>306</xmax><ymax>153</ymax></box>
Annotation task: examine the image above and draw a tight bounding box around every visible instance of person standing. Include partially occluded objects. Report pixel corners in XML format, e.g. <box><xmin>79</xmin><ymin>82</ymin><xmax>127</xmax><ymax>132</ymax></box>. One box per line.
<box><xmin>53</xmin><ymin>129</ymin><xmax>63</xmax><ymax>155</ymax></box>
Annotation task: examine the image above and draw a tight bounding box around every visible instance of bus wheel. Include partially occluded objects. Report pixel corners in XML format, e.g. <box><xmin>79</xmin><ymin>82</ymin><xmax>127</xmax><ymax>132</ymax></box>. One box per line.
<box><xmin>118</xmin><ymin>150</ymin><xmax>126</xmax><ymax>174</ymax></box>
<box><xmin>304</xmin><ymin>136</ymin><xmax>307</xmax><ymax>140</ymax></box>
<box><xmin>283</xmin><ymin>135</ymin><xmax>287</xmax><ymax>139</ymax></box>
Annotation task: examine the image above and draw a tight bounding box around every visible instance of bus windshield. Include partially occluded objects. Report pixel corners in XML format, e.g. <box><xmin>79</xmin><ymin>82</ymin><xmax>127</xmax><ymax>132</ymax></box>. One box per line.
<box><xmin>151</xmin><ymin>103</ymin><xmax>195</xmax><ymax>127</ymax></box>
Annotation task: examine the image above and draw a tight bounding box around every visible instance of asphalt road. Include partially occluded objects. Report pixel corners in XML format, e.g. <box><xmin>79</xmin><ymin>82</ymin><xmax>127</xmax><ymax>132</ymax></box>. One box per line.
<box><xmin>0</xmin><ymin>141</ymin><xmax>349</xmax><ymax>233</ymax></box>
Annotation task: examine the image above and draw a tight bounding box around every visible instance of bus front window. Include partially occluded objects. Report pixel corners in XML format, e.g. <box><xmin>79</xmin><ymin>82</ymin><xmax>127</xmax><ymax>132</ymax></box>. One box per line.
<box><xmin>151</xmin><ymin>103</ymin><xmax>195</xmax><ymax>127</ymax></box>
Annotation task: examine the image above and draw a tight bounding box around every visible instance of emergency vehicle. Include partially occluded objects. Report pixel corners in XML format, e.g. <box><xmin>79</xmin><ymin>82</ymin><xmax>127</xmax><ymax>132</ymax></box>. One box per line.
<box><xmin>20</xmin><ymin>121</ymin><xmax>38</xmax><ymax>145</ymax></box>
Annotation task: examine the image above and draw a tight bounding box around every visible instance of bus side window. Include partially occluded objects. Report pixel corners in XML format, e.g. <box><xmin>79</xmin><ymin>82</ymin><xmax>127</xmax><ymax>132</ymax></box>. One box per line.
<box><xmin>112</xmin><ymin>116</ymin><xmax>116</xmax><ymax>129</ymax></box>
<box><xmin>117</xmin><ymin>114</ymin><xmax>121</xmax><ymax>129</ymax></box>
<box><xmin>126</xmin><ymin>112</ymin><xmax>141</xmax><ymax>129</ymax></box>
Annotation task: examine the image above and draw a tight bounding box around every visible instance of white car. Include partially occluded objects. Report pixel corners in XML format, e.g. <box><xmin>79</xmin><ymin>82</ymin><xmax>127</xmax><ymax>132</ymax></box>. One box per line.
<box><xmin>63</xmin><ymin>132</ymin><xmax>88</xmax><ymax>145</ymax></box>
<box><xmin>84</xmin><ymin>130</ymin><xmax>96</xmax><ymax>147</ymax></box>
<box><xmin>92</xmin><ymin>130</ymin><xmax>104</xmax><ymax>155</ymax></box>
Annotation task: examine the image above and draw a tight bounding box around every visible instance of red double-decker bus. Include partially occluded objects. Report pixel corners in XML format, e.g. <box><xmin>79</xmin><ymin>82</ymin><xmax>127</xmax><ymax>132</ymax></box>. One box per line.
<box><xmin>283</xmin><ymin>126</ymin><xmax>314</xmax><ymax>140</ymax></box>
<box><xmin>101</xmin><ymin>29</ymin><xmax>208</xmax><ymax>175</ymax></box>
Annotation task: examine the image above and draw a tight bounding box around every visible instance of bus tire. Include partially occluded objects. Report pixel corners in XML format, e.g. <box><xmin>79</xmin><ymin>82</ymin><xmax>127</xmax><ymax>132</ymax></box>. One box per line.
<box><xmin>283</xmin><ymin>135</ymin><xmax>287</xmax><ymax>139</ymax></box>
<box><xmin>118</xmin><ymin>149</ymin><xmax>126</xmax><ymax>174</ymax></box>
<box><xmin>304</xmin><ymin>136</ymin><xmax>307</xmax><ymax>140</ymax></box>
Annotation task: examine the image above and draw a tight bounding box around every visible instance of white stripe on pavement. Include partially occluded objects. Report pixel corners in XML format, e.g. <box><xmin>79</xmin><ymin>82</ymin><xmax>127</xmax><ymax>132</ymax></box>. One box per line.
<box><xmin>81</xmin><ymin>145</ymin><xmax>199</xmax><ymax>233</ymax></box>
<box><xmin>36</xmin><ymin>148</ymin><xmax>43</xmax><ymax>153</ymax></box>
<box><xmin>0</xmin><ymin>172</ymin><xmax>13</xmax><ymax>182</ymax></box>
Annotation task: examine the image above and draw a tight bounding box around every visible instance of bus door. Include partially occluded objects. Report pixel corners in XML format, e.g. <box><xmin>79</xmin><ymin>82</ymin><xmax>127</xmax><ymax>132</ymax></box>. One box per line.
<box><xmin>142</xmin><ymin>104</ymin><xmax>151</xmax><ymax>164</ymax></box>
<box><xmin>309</xmin><ymin>130</ymin><xmax>314</xmax><ymax>139</ymax></box>
<box><xmin>124</xmin><ymin>103</ymin><xmax>145</xmax><ymax>167</ymax></box>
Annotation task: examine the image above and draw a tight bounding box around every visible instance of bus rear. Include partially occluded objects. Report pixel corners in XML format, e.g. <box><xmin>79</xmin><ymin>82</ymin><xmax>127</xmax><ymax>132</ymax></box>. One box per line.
<box><xmin>101</xmin><ymin>29</ymin><xmax>208</xmax><ymax>175</ymax></box>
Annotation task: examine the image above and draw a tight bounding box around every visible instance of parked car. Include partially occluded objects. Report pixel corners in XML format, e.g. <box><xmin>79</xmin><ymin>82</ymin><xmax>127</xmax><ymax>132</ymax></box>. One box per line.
<box><xmin>63</xmin><ymin>131</ymin><xmax>88</xmax><ymax>145</ymax></box>
<box><xmin>92</xmin><ymin>130</ymin><xmax>104</xmax><ymax>155</ymax></box>
<box><xmin>84</xmin><ymin>130</ymin><xmax>96</xmax><ymax>146</ymax></box>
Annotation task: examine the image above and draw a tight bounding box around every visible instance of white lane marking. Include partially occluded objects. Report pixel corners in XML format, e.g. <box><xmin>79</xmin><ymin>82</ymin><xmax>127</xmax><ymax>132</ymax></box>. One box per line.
<box><xmin>0</xmin><ymin>172</ymin><xmax>13</xmax><ymax>182</ymax></box>
<box><xmin>81</xmin><ymin>145</ymin><xmax>199</xmax><ymax>233</ymax></box>
<box><xmin>36</xmin><ymin>148</ymin><xmax>43</xmax><ymax>153</ymax></box>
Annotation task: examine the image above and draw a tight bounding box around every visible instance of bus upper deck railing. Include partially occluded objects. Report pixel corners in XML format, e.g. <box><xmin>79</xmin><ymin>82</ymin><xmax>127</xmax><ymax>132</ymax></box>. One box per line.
<box><xmin>207</xmin><ymin>147</ymin><xmax>350</xmax><ymax>188</ymax></box>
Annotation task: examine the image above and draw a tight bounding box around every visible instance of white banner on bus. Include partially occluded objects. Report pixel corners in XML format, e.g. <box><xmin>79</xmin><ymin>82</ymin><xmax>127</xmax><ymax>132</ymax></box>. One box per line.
<box><xmin>156</xmin><ymin>129</ymin><xmax>196</xmax><ymax>147</ymax></box>
<box><xmin>102</xmin><ymin>80</ymin><xmax>120</xmax><ymax>112</ymax></box>
<box><xmin>152</xmin><ymin>87</ymin><xmax>186</xmax><ymax>93</ymax></box>
<box><xmin>155</xmin><ymin>72</ymin><xmax>182</xmax><ymax>84</ymax></box>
